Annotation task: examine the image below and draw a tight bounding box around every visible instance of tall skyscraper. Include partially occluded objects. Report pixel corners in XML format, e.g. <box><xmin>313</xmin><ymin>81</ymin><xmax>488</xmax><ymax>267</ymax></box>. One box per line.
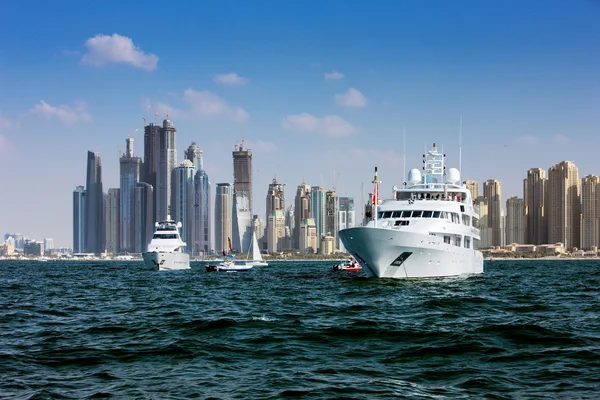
<box><xmin>294</xmin><ymin>184</ymin><xmax>311</xmax><ymax>249</ymax></box>
<box><xmin>524</xmin><ymin>168</ymin><xmax>547</xmax><ymax>245</ymax></box>
<box><xmin>267</xmin><ymin>210</ymin><xmax>285</xmax><ymax>253</ymax></box>
<box><xmin>476</xmin><ymin>196</ymin><xmax>491</xmax><ymax>248</ymax></box>
<box><xmin>232</xmin><ymin>139</ymin><xmax>253</xmax><ymax>215</ymax></box>
<box><xmin>186</xmin><ymin>142</ymin><xmax>211</xmax><ymax>255</ymax></box>
<box><xmin>266</xmin><ymin>178</ymin><xmax>285</xmax><ymax>218</ymax></box>
<box><xmin>547</xmin><ymin>161</ymin><xmax>580</xmax><ymax>249</ymax></box>
<box><xmin>311</xmin><ymin>185</ymin><xmax>327</xmax><ymax>247</ymax></box>
<box><xmin>580</xmin><ymin>174</ymin><xmax>599</xmax><ymax>250</ymax></box>
<box><xmin>85</xmin><ymin>151</ymin><xmax>105</xmax><ymax>254</ymax></box>
<box><xmin>338</xmin><ymin>197</ymin><xmax>355</xmax><ymax>252</ymax></box>
<box><xmin>215</xmin><ymin>183</ymin><xmax>233</xmax><ymax>254</ymax></box>
<box><xmin>142</xmin><ymin>122</ymin><xmax>160</xmax><ymax>190</ymax></box>
<box><xmin>73</xmin><ymin>185</ymin><xmax>86</xmax><ymax>253</ymax></box>
<box><xmin>105</xmin><ymin>188</ymin><xmax>120</xmax><ymax>255</ymax></box>
<box><xmin>483</xmin><ymin>179</ymin><xmax>503</xmax><ymax>247</ymax></box>
<box><xmin>134</xmin><ymin>182</ymin><xmax>153</xmax><ymax>253</ymax></box>
<box><xmin>299</xmin><ymin>218</ymin><xmax>317</xmax><ymax>253</ymax></box>
<box><xmin>119</xmin><ymin>136</ymin><xmax>142</xmax><ymax>253</ymax></box>
<box><xmin>173</xmin><ymin>160</ymin><xmax>195</xmax><ymax>251</ymax></box>
<box><xmin>325</xmin><ymin>190</ymin><xmax>338</xmax><ymax>248</ymax></box>
<box><xmin>506</xmin><ymin>196</ymin><xmax>525</xmax><ymax>245</ymax></box>
<box><xmin>465</xmin><ymin>180</ymin><xmax>479</xmax><ymax>201</ymax></box>
<box><xmin>156</xmin><ymin>118</ymin><xmax>177</xmax><ymax>221</ymax></box>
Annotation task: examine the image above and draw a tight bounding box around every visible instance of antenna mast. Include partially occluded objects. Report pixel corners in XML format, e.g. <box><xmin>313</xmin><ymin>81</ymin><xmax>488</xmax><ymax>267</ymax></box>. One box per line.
<box><xmin>403</xmin><ymin>126</ymin><xmax>406</xmax><ymax>187</ymax></box>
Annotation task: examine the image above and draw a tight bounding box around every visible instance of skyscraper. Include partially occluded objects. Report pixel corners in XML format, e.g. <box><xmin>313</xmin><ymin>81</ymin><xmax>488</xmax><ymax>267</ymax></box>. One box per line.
<box><xmin>73</xmin><ymin>185</ymin><xmax>86</xmax><ymax>253</ymax></box>
<box><xmin>580</xmin><ymin>174</ymin><xmax>599</xmax><ymax>250</ymax></box>
<box><xmin>156</xmin><ymin>118</ymin><xmax>177</xmax><ymax>221</ymax></box>
<box><xmin>266</xmin><ymin>178</ymin><xmax>285</xmax><ymax>252</ymax></box>
<box><xmin>232</xmin><ymin>139</ymin><xmax>253</xmax><ymax>215</ymax></box>
<box><xmin>476</xmin><ymin>196</ymin><xmax>491</xmax><ymax>248</ymax></box>
<box><xmin>85</xmin><ymin>151</ymin><xmax>105</xmax><ymax>254</ymax></box>
<box><xmin>547</xmin><ymin>161</ymin><xmax>580</xmax><ymax>249</ymax></box>
<box><xmin>215</xmin><ymin>183</ymin><xmax>233</xmax><ymax>254</ymax></box>
<box><xmin>142</xmin><ymin>122</ymin><xmax>160</xmax><ymax>221</ymax></box>
<box><xmin>338</xmin><ymin>197</ymin><xmax>355</xmax><ymax>252</ymax></box>
<box><xmin>506</xmin><ymin>196</ymin><xmax>525</xmax><ymax>245</ymax></box>
<box><xmin>294</xmin><ymin>184</ymin><xmax>311</xmax><ymax>249</ymax></box>
<box><xmin>524</xmin><ymin>168</ymin><xmax>547</xmax><ymax>245</ymax></box>
<box><xmin>186</xmin><ymin>142</ymin><xmax>211</xmax><ymax>255</ymax></box>
<box><xmin>325</xmin><ymin>190</ymin><xmax>338</xmax><ymax>249</ymax></box>
<box><xmin>465</xmin><ymin>180</ymin><xmax>479</xmax><ymax>201</ymax></box>
<box><xmin>483</xmin><ymin>179</ymin><xmax>503</xmax><ymax>247</ymax></box>
<box><xmin>173</xmin><ymin>160</ymin><xmax>195</xmax><ymax>251</ymax></box>
<box><xmin>119</xmin><ymin>136</ymin><xmax>142</xmax><ymax>253</ymax></box>
<box><xmin>134</xmin><ymin>182</ymin><xmax>153</xmax><ymax>253</ymax></box>
<box><xmin>311</xmin><ymin>185</ymin><xmax>326</xmax><ymax>247</ymax></box>
<box><xmin>105</xmin><ymin>188</ymin><xmax>120</xmax><ymax>255</ymax></box>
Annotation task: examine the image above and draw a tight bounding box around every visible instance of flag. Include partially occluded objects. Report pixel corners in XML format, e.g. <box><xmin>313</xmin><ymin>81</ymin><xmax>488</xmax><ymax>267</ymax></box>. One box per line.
<box><xmin>372</xmin><ymin>183</ymin><xmax>378</xmax><ymax>205</ymax></box>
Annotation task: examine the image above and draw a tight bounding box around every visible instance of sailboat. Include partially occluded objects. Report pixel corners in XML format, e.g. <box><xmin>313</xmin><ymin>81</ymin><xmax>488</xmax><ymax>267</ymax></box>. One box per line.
<box><xmin>249</xmin><ymin>231</ymin><xmax>268</xmax><ymax>266</ymax></box>
<box><xmin>206</xmin><ymin>237</ymin><xmax>254</xmax><ymax>272</ymax></box>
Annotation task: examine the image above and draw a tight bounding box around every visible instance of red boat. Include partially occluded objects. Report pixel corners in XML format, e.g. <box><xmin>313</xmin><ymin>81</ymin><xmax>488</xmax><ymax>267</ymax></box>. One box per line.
<box><xmin>333</xmin><ymin>258</ymin><xmax>362</xmax><ymax>272</ymax></box>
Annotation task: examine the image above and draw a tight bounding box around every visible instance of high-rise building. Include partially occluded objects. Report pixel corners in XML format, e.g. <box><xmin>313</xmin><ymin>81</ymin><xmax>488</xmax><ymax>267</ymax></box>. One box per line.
<box><xmin>186</xmin><ymin>142</ymin><xmax>211</xmax><ymax>255</ymax></box>
<box><xmin>156</xmin><ymin>118</ymin><xmax>177</xmax><ymax>221</ymax></box>
<box><xmin>85</xmin><ymin>151</ymin><xmax>105</xmax><ymax>254</ymax></box>
<box><xmin>266</xmin><ymin>178</ymin><xmax>285</xmax><ymax>218</ymax></box>
<box><xmin>581</xmin><ymin>174</ymin><xmax>599</xmax><ymax>250</ymax></box>
<box><xmin>547</xmin><ymin>161</ymin><xmax>580</xmax><ymax>249</ymax></box>
<box><xmin>267</xmin><ymin>210</ymin><xmax>285</xmax><ymax>253</ymax></box>
<box><xmin>43</xmin><ymin>238</ymin><xmax>54</xmax><ymax>251</ymax></box>
<box><xmin>293</xmin><ymin>184</ymin><xmax>311</xmax><ymax>249</ymax></box>
<box><xmin>338</xmin><ymin>197</ymin><xmax>355</xmax><ymax>252</ymax></box>
<box><xmin>142</xmin><ymin>123</ymin><xmax>160</xmax><ymax>190</ymax></box>
<box><xmin>310</xmin><ymin>185</ymin><xmax>326</xmax><ymax>247</ymax></box>
<box><xmin>506</xmin><ymin>196</ymin><xmax>525</xmax><ymax>245</ymax></box>
<box><xmin>524</xmin><ymin>168</ymin><xmax>547</xmax><ymax>245</ymax></box>
<box><xmin>232</xmin><ymin>140</ymin><xmax>253</xmax><ymax>254</ymax></box>
<box><xmin>476</xmin><ymin>196</ymin><xmax>492</xmax><ymax>248</ymax></box>
<box><xmin>299</xmin><ymin>218</ymin><xmax>317</xmax><ymax>253</ymax></box>
<box><xmin>483</xmin><ymin>179</ymin><xmax>503</xmax><ymax>247</ymax></box>
<box><xmin>325</xmin><ymin>190</ymin><xmax>338</xmax><ymax>249</ymax></box>
<box><xmin>253</xmin><ymin>214</ymin><xmax>265</xmax><ymax>248</ymax></box>
<box><xmin>73</xmin><ymin>185</ymin><xmax>86</xmax><ymax>253</ymax></box>
<box><xmin>173</xmin><ymin>160</ymin><xmax>195</xmax><ymax>252</ymax></box>
<box><xmin>134</xmin><ymin>182</ymin><xmax>153</xmax><ymax>253</ymax></box>
<box><xmin>465</xmin><ymin>180</ymin><xmax>479</xmax><ymax>202</ymax></box>
<box><xmin>215</xmin><ymin>183</ymin><xmax>233</xmax><ymax>255</ymax></box>
<box><xmin>119</xmin><ymin>136</ymin><xmax>142</xmax><ymax>253</ymax></box>
<box><xmin>105</xmin><ymin>188</ymin><xmax>120</xmax><ymax>255</ymax></box>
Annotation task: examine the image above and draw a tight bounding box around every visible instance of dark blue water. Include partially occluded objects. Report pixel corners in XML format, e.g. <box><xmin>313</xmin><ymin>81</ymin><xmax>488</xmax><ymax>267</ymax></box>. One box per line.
<box><xmin>1</xmin><ymin>260</ymin><xmax>599</xmax><ymax>399</ymax></box>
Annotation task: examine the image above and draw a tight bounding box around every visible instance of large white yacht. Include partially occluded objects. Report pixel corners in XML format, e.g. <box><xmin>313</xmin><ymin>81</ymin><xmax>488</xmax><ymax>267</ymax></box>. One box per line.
<box><xmin>339</xmin><ymin>143</ymin><xmax>484</xmax><ymax>279</ymax></box>
<box><xmin>142</xmin><ymin>216</ymin><xmax>190</xmax><ymax>271</ymax></box>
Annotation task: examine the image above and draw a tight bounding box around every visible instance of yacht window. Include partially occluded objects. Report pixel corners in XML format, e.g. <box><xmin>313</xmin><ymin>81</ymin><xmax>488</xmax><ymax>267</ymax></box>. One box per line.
<box><xmin>472</xmin><ymin>217</ymin><xmax>479</xmax><ymax>228</ymax></box>
<box><xmin>157</xmin><ymin>226</ymin><xmax>176</xmax><ymax>231</ymax></box>
<box><xmin>455</xmin><ymin>236</ymin><xmax>462</xmax><ymax>247</ymax></box>
<box><xmin>411</xmin><ymin>211</ymin><xmax>423</xmax><ymax>218</ymax></box>
<box><xmin>383</xmin><ymin>211</ymin><xmax>393</xmax><ymax>218</ymax></box>
<box><xmin>451</xmin><ymin>213</ymin><xmax>459</xmax><ymax>223</ymax></box>
<box><xmin>462</xmin><ymin>215</ymin><xmax>470</xmax><ymax>225</ymax></box>
<box><xmin>378</xmin><ymin>212</ymin><xmax>384</xmax><ymax>219</ymax></box>
<box><xmin>153</xmin><ymin>234</ymin><xmax>178</xmax><ymax>239</ymax></box>
<box><xmin>394</xmin><ymin>220</ymin><xmax>409</xmax><ymax>226</ymax></box>
<box><xmin>422</xmin><ymin>211</ymin><xmax>433</xmax><ymax>218</ymax></box>
<box><xmin>433</xmin><ymin>211</ymin><xmax>441</xmax><ymax>218</ymax></box>
<box><xmin>444</xmin><ymin>235</ymin><xmax>451</xmax><ymax>244</ymax></box>
<box><xmin>401</xmin><ymin>210</ymin><xmax>411</xmax><ymax>218</ymax></box>
<box><xmin>392</xmin><ymin>211</ymin><xmax>402</xmax><ymax>218</ymax></box>
<box><xmin>464</xmin><ymin>236</ymin><xmax>471</xmax><ymax>249</ymax></box>
<box><xmin>473</xmin><ymin>238</ymin><xmax>480</xmax><ymax>250</ymax></box>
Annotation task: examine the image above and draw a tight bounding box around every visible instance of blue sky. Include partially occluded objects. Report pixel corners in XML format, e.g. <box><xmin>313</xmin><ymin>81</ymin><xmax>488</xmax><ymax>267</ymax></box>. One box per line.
<box><xmin>1</xmin><ymin>0</ymin><xmax>599</xmax><ymax>247</ymax></box>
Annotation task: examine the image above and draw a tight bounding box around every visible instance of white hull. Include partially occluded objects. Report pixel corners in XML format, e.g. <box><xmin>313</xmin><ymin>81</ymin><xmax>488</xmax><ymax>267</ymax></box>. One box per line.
<box><xmin>143</xmin><ymin>251</ymin><xmax>190</xmax><ymax>271</ymax></box>
<box><xmin>339</xmin><ymin>226</ymin><xmax>483</xmax><ymax>279</ymax></box>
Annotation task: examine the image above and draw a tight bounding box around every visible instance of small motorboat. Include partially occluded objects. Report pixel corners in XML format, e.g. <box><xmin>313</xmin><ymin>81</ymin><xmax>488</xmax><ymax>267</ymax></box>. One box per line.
<box><xmin>333</xmin><ymin>258</ymin><xmax>362</xmax><ymax>272</ymax></box>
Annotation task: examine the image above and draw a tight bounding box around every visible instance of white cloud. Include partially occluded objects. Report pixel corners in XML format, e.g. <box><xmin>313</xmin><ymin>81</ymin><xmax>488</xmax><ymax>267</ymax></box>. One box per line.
<box><xmin>282</xmin><ymin>113</ymin><xmax>358</xmax><ymax>137</ymax></box>
<box><xmin>515</xmin><ymin>135</ymin><xmax>540</xmax><ymax>145</ymax></box>
<box><xmin>30</xmin><ymin>100</ymin><xmax>92</xmax><ymax>124</ymax></box>
<box><xmin>244</xmin><ymin>139</ymin><xmax>278</xmax><ymax>153</ymax></box>
<box><xmin>213</xmin><ymin>73</ymin><xmax>248</xmax><ymax>86</ymax></box>
<box><xmin>335</xmin><ymin>88</ymin><xmax>367</xmax><ymax>108</ymax></box>
<box><xmin>554</xmin><ymin>134</ymin><xmax>569</xmax><ymax>145</ymax></box>
<box><xmin>155</xmin><ymin>89</ymin><xmax>249</xmax><ymax>122</ymax></box>
<box><xmin>325</xmin><ymin>70</ymin><xmax>344</xmax><ymax>80</ymax></box>
<box><xmin>81</xmin><ymin>34</ymin><xmax>158</xmax><ymax>70</ymax></box>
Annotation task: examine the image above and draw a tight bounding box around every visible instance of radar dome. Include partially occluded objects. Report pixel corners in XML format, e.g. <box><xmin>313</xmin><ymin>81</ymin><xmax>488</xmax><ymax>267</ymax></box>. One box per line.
<box><xmin>447</xmin><ymin>168</ymin><xmax>460</xmax><ymax>184</ymax></box>
<box><xmin>408</xmin><ymin>168</ymin><xmax>422</xmax><ymax>185</ymax></box>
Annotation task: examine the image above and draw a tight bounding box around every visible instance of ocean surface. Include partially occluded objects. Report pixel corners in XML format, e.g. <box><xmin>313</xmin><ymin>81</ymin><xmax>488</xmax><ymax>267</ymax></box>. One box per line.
<box><xmin>1</xmin><ymin>259</ymin><xmax>599</xmax><ymax>399</ymax></box>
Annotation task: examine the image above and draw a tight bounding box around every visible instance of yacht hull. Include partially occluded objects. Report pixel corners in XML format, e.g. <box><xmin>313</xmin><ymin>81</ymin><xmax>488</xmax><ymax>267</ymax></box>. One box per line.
<box><xmin>339</xmin><ymin>226</ymin><xmax>483</xmax><ymax>278</ymax></box>
<box><xmin>142</xmin><ymin>251</ymin><xmax>190</xmax><ymax>271</ymax></box>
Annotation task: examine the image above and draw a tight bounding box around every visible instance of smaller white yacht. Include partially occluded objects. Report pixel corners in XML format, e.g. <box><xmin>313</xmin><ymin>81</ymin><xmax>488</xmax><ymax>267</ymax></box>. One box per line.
<box><xmin>143</xmin><ymin>216</ymin><xmax>190</xmax><ymax>271</ymax></box>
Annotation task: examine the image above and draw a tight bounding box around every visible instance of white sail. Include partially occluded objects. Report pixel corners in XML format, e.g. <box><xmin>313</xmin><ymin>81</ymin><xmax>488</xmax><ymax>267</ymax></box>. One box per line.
<box><xmin>252</xmin><ymin>231</ymin><xmax>263</xmax><ymax>261</ymax></box>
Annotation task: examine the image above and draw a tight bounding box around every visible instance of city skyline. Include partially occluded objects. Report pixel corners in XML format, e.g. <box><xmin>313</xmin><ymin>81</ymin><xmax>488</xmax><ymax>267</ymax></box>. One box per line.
<box><xmin>1</xmin><ymin>1</ymin><xmax>600</xmax><ymax>247</ymax></box>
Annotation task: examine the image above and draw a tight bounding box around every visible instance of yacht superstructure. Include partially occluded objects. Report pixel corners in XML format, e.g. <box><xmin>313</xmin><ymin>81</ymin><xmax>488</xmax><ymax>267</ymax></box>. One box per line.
<box><xmin>339</xmin><ymin>143</ymin><xmax>484</xmax><ymax>278</ymax></box>
<box><xmin>142</xmin><ymin>216</ymin><xmax>190</xmax><ymax>271</ymax></box>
